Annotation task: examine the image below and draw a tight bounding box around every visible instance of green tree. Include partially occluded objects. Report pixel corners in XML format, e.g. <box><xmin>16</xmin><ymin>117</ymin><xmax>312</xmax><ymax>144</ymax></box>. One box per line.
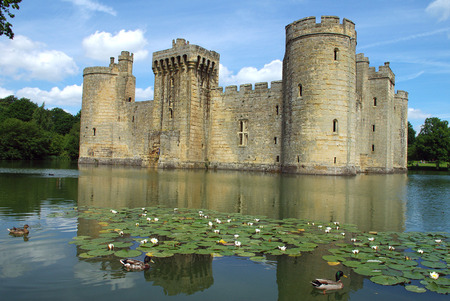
<box><xmin>0</xmin><ymin>118</ymin><xmax>50</xmax><ymax>159</ymax></box>
<box><xmin>50</xmin><ymin>107</ymin><xmax>76</xmax><ymax>135</ymax></box>
<box><xmin>4</xmin><ymin>96</ymin><xmax>38</xmax><ymax>122</ymax></box>
<box><xmin>62</xmin><ymin>120</ymin><xmax>80</xmax><ymax>160</ymax></box>
<box><xmin>407</xmin><ymin>122</ymin><xmax>417</xmax><ymax>161</ymax></box>
<box><xmin>32</xmin><ymin>103</ymin><xmax>53</xmax><ymax>131</ymax></box>
<box><xmin>415</xmin><ymin>117</ymin><xmax>450</xmax><ymax>168</ymax></box>
<box><xmin>0</xmin><ymin>0</ymin><xmax>21</xmax><ymax>39</ymax></box>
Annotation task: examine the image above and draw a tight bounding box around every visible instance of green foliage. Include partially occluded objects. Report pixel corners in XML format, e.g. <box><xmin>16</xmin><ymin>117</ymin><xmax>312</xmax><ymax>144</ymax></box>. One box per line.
<box><xmin>0</xmin><ymin>0</ymin><xmax>21</xmax><ymax>39</ymax></box>
<box><xmin>0</xmin><ymin>118</ymin><xmax>50</xmax><ymax>159</ymax></box>
<box><xmin>415</xmin><ymin>118</ymin><xmax>450</xmax><ymax>167</ymax></box>
<box><xmin>408</xmin><ymin>122</ymin><xmax>416</xmax><ymax>146</ymax></box>
<box><xmin>0</xmin><ymin>95</ymin><xmax>80</xmax><ymax>160</ymax></box>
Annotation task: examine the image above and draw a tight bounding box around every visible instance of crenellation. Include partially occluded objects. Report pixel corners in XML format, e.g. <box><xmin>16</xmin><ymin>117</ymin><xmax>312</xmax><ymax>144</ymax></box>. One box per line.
<box><xmin>80</xmin><ymin>16</ymin><xmax>407</xmax><ymax>175</ymax></box>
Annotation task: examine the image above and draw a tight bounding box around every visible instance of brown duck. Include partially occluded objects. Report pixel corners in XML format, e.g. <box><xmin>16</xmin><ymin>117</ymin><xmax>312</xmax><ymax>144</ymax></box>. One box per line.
<box><xmin>120</xmin><ymin>256</ymin><xmax>154</xmax><ymax>271</ymax></box>
<box><xmin>7</xmin><ymin>224</ymin><xmax>30</xmax><ymax>236</ymax></box>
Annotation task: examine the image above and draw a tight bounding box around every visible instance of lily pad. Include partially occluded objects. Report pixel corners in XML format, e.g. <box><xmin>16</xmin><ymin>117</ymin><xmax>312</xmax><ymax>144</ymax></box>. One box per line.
<box><xmin>370</xmin><ymin>275</ymin><xmax>410</xmax><ymax>286</ymax></box>
<box><xmin>114</xmin><ymin>249</ymin><xmax>142</xmax><ymax>257</ymax></box>
<box><xmin>405</xmin><ymin>285</ymin><xmax>426</xmax><ymax>293</ymax></box>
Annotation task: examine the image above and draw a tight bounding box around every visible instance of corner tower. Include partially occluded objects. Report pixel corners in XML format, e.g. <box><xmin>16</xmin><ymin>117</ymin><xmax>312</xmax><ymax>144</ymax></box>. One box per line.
<box><xmin>152</xmin><ymin>39</ymin><xmax>219</xmax><ymax>168</ymax></box>
<box><xmin>79</xmin><ymin>51</ymin><xmax>136</xmax><ymax>164</ymax></box>
<box><xmin>282</xmin><ymin>16</ymin><xmax>357</xmax><ymax>175</ymax></box>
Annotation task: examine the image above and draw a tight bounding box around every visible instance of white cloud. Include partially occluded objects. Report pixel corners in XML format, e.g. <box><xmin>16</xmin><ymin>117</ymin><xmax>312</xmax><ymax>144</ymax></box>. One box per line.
<box><xmin>64</xmin><ymin>0</ymin><xmax>117</xmax><ymax>16</ymax></box>
<box><xmin>219</xmin><ymin>60</ymin><xmax>282</xmax><ymax>87</ymax></box>
<box><xmin>0</xmin><ymin>87</ymin><xmax>14</xmax><ymax>98</ymax></box>
<box><xmin>82</xmin><ymin>30</ymin><xmax>149</xmax><ymax>61</ymax></box>
<box><xmin>16</xmin><ymin>85</ymin><xmax>82</xmax><ymax>112</ymax></box>
<box><xmin>408</xmin><ymin>108</ymin><xmax>432</xmax><ymax>120</ymax></box>
<box><xmin>135</xmin><ymin>86</ymin><xmax>154</xmax><ymax>101</ymax></box>
<box><xmin>0</xmin><ymin>35</ymin><xmax>78</xmax><ymax>82</ymax></box>
<box><xmin>426</xmin><ymin>0</ymin><xmax>450</xmax><ymax>21</ymax></box>
<box><xmin>396</xmin><ymin>71</ymin><xmax>425</xmax><ymax>82</ymax></box>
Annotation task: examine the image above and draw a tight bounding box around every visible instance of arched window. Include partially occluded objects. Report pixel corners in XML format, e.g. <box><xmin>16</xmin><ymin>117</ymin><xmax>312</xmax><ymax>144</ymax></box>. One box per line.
<box><xmin>333</xmin><ymin>119</ymin><xmax>338</xmax><ymax>133</ymax></box>
<box><xmin>334</xmin><ymin>48</ymin><xmax>339</xmax><ymax>60</ymax></box>
<box><xmin>298</xmin><ymin>84</ymin><xmax>303</xmax><ymax>97</ymax></box>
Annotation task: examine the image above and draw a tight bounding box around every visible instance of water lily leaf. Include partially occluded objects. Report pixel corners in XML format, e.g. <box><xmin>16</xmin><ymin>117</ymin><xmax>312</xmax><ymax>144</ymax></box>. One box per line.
<box><xmin>250</xmin><ymin>256</ymin><xmax>266</xmax><ymax>262</ymax></box>
<box><xmin>405</xmin><ymin>285</ymin><xmax>426</xmax><ymax>293</ymax></box>
<box><xmin>421</xmin><ymin>261</ymin><xmax>446</xmax><ymax>269</ymax></box>
<box><xmin>79</xmin><ymin>252</ymin><xmax>96</xmax><ymax>259</ymax></box>
<box><xmin>87</xmin><ymin>249</ymin><xmax>115</xmax><ymax>257</ymax></box>
<box><xmin>402</xmin><ymin>270</ymin><xmax>425</xmax><ymax>280</ymax></box>
<box><xmin>370</xmin><ymin>275</ymin><xmax>409</xmax><ymax>286</ymax></box>
<box><xmin>354</xmin><ymin>267</ymin><xmax>383</xmax><ymax>276</ymax></box>
<box><xmin>114</xmin><ymin>249</ymin><xmax>142</xmax><ymax>257</ymax></box>
<box><xmin>382</xmin><ymin>269</ymin><xmax>403</xmax><ymax>277</ymax></box>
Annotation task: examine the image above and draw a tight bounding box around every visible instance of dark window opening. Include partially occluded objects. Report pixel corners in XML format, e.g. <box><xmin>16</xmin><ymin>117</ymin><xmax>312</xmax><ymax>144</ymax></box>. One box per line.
<box><xmin>372</xmin><ymin>125</ymin><xmax>375</xmax><ymax>132</ymax></box>
<box><xmin>274</xmin><ymin>137</ymin><xmax>277</xmax><ymax>144</ymax></box>
<box><xmin>297</xmin><ymin>155</ymin><xmax>300</xmax><ymax>163</ymax></box>
<box><xmin>132</xmin><ymin>116</ymin><xmax>135</xmax><ymax>122</ymax></box>
<box><xmin>276</xmin><ymin>105</ymin><xmax>279</xmax><ymax>115</ymax></box>
<box><xmin>333</xmin><ymin>119</ymin><xmax>338</xmax><ymax>133</ymax></box>
<box><xmin>372</xmin><ymin>144</ymin><xmax>375</xmax><ymax>152</ymax></box>
<box><xmin>276</xmin><ymin>155</ymin><xmax>280</xmax><ymax>163</ymax></box>
<box><xmin>334</xmin><ymin>48</ymin><xmax>339</xmax><ymax>60</ymax></box>
<box><xmin>93</xmin><ymin>128</ymin><xmax>96</xmax><ymax>136</ymax></box>
<box><xmin>334</xmin><ymin>157</ymin><xmax>337</xmax><ymax>164</ymax></box>
<box><xmin>169</xmin><ymin>108</ymin><xmax>173</xmax><ymax>119</ymax></box>
<box><xmin>128</xmin><ymin>97</ymin><xmax>132</xmax><ymax>102</ymax></box>
<box><xmin>298</xmin><ymin>84</ymin><xmax>303</xmax><ymax>97</ymax></box>
<box><xmin>373</xmin><ymin>97</ymin><xmax>377</xmax><ymax>106</ymax></box>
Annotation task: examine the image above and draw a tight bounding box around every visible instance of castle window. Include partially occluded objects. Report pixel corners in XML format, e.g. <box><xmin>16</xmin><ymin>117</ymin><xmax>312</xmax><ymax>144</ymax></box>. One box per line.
<box><xmin>274</xmin><ymin>137</ymin><xmax>277</xmax><ymax>144</ymax></box>
<box><xmin>372</xmin><ymin>124</ymin><xmax>375</xmax><ymax>132</ymax></box>
<box><xmin>132</xmin><ymin>116</ymin><xmax>135</xmax><ymax>122</ymax></box>
<box><xmin>170</xmin><ymin>78</ymin><xmax>174</xmax><ymax>88</ymax></box>
<box><xmin>93</xmin><ymin>128</ymin><xmax>96</xmax><ymax>136</ymax></box>
<box><xmin>238</xmin><ymin>120</ymin><xmax>248</xmax><ymax>146</ymax></box>
<box><xmin>128</xmin><ymin>97</ymin><xmax>132</xmax><ymax>102</ymax></box>
<box><xmin>276</xmin><ymin>155</ymin><xmax>280</xmax><ymax>163</ymax></box>
<box><xmin>334</xmin><ymin>157</ymin><xmax>337</xmax><ymax>164</ymax></box>
<box><xmin>169</xmin><ymin>108</ymin><xmax>173</xmax><ymax>119</ymax></box>
<box><xmin>297</xmin><ymin>155</ymin><xmax>300</xmax><ymax>163</ymax></box>
<box><xmin>298</xmin><ymin>84</ymin><xmax>303</xmax><ymax>97</ymax></box>
<box><xmin>276</xmin><ymin>105</ymin><xmax>279</xmax><ymax>115</ymax></box>
<box><xmin>334</xmin><ymin>48</ymin><xmax>339</xmax><ymax>60</ymax></box>
<box><xmin>372</xmin><ymin>144</ymin><xmax>375</xmax><ymax>152</ymax></box>
<box><xmin>373</xmin><ymin>97</ymin><xmax>377</xmax><ymax>106</ymax></box>
<box><xmin>333</xmin><ymin>119</ymin><xmax>338</xmax><ymax>133</ymax></box>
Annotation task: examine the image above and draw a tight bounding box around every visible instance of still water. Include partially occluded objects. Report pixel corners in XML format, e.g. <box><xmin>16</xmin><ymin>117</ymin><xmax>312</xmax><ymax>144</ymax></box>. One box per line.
<box><xmin>0</xmin><ymin>161</ymin><xmax>448</xmax><ymax>300</ymax></box>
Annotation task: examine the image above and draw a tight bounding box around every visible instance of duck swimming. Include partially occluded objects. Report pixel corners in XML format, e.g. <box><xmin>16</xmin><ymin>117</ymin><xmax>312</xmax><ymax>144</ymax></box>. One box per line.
<box><xmin>120</xmin><ymin>256</ymin><xmax>154</xmax><ymax>271</ymax></box>
<box><xmin>7</xmin><ymin>224</ymin><xmax>30</xmax><ymax>236</ymax></box>
<box><xmin>311</xmin><ymin>271</ymin><xmax>347</xmax><ymax>293</ymax></box>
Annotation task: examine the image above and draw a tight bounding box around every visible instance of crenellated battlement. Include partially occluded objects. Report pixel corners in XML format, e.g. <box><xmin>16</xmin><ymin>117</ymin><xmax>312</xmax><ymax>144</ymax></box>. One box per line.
<box><xmin>356</xmin><ymin>53</ymin><xmax>369</xmax><ymax>63</ymax></box>
<box><xmin>285</xmin><ymin>16</ymin><xmax>356</xmax><ymax>44</ymax></box>
<box><xmin>368</xmin><ymin>62</ymin><xmax>395</xmax><ymax>84</ymax></box>
<box><xmin>216</xmin><ymin>81</ymin><xmax>282</xmax><ymax>96</ymax></box>
<box><xmin>395</xmin><ymin>90</ymin><xmax>408</xmax><ymax>99</ymax></box>
<box><xmin>152</xmin><ymin>38</ymin><xmax>219</xmax><ymax>75</ymax></box>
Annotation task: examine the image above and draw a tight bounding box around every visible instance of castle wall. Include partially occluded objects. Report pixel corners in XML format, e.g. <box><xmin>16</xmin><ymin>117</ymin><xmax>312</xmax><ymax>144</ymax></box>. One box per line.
<box><xmin>79</xmin><ymin>16</ymin><xmax>408</xmax><ymax>175</ymax></box>
<box><xmin>208</xmin><ymin>82</ymin><xmax>282</xmax><ymax>171</ymax></box>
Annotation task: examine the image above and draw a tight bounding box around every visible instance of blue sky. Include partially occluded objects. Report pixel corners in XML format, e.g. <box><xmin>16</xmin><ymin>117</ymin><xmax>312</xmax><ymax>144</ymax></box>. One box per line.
<box><xmin>0</xmin><ymin>0</ymin><xmax>449</xmax><ymax>132</ymax></box>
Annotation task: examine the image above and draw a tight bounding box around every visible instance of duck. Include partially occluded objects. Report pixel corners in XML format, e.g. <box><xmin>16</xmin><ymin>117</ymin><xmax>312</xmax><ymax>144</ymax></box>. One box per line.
<box><xmin>7</xmin><ymin>224</ymin><xmax>30</xmax><ymax>236</ymax></box>
<box><xmin>120</xmin><ymin>256</ymin><xmax>154</xmax><ymax>271</ymax></box>
<box><xmin>311</xmin><ymin>271</ymin><xmax>347</xmax><ymax>293</ymax></box>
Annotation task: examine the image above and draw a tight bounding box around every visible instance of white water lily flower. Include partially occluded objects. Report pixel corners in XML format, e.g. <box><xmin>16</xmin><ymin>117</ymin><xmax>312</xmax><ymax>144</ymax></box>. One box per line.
<box><xmin>430</xmin><ymin>271</ymin><xmax>439</xmax><ymax>280</ymax></box>
<box><xmin>111</xmin><ymin>210</ymin><xmax>118</xmax><ymax>214</ymax></box>
<box><xmin>336</xmin><ymin>226</ymin><xmax>340</xmax><ymax>230</ymax></box>
<box><xmin>235</xmin><ymin>241</ymin><xmax>241</xmax><ymax>247</ymax></box>
<box><xmin>388</xmin><ymin>246</ymin><xmax>395</xmax><ymax>251</ymax></box>
<box><xmin>368</xmin><ymin>237</ymin><xmax>375</xmax><ymax>241</ymax></box>
<box><xmin>140</xmin><ymin>239</ymin><xmax>148</xmax><ymax>244</ymax></box>
<box><xmin>208</xmin><ymin>221</ymin><xmax>213</xmax><ymax>227</ymax></box>
<box><xmin>351</xmin><ymin>238</ymin><xmax>357</xmax><ymax>242</ymax></box>
<box><xmin>154</xmin><ymin>218</ymin><xmax>159</xmax><ymax>222</ymax></box>
<box><xmin>334</xmin><ymin>221</ymin><xmax>339</xmax><ymax>225</ymax></box>
<box><xmin>326</xmin><ymin>227</ymin><xmax>332</xmax><ymax>231</ymax></box>
<box><xmin>147</xmin><ymin>217</ymin><xmax>151</xmax><ymax>221</ymax></box>
<box><xmin>214</xmin><ymin>229</ymin><xmax>220</xmax><ymax>234</ymax></box>
<box><xmin>215</xmin><ymin>219</ymin><xmax>222</xmax><ymax>224</ymax></box>
<box><xmin>325</xmin><ymin>229</ymin><xmax>330</xmax><ymax>233</ymax></box>
<box><xmin>255</xmin><ymin>218</ymin><xmax>260</xmax><ymax>222</ymax></box>
<box><xmin>352</xmin><ymin>249</ymin><xmax>359</xmax><ymax>254</ymax></box>
<box><xmin>174</xmin><ymin>208</ymin><xmax>178</xmax><ymax>211</ymax></box>
<box><xmin>204</xmin><ymin>215</ymin><xmax>208</xmax><ymax>219</ymax></box>
<box><xmin>135</xmin><ymin>223</ymin><xmax>139</xmax><ymax>226</ymax></box>
<box><xmin>278</xmin><ymin>246</ymin><xmax>286</xmax><ymax>251</ymax></box>
<box><xmin>371</xmin><ymin>245</ymin><xmax>378</xmax><ymax>250</ymax></box>
<box><xmin>142</xmin><ymin>208</ymin><xmax>145</xmax><ymax>211</ymax></box>
<box><xmin>199</xmin><ymin>210</ymin><xmax>203</xmax><ymax>214</ymax></box>
<box><xmin>318</xmin><ymin>225</ymin><xmax>323</xmax><ymax>228</ymax></box>
<box><xmin>341</xmin><ymin>232</ymin><xmax>345</xmax><ymax>236</ymax></box>
<box><xmin>417</xmin><ymin>249</ymin><xmax>424</xmax><ymax>254</ymax></box>
<box><xmin>248</xmin><ymin>222</ymin><xmax>254</xmax><ymax>226</ymax></box>
<box><xmin>311</xmin><ymin>223</ymin><xmax>315</xmax><ymax>225</ymax></box>
<box><xmin>141</xmin><ymin>213</ymin><xmax>147</xmax><ymax>217</ymax></box>
<box><xmin>150</xmin><ymin>238</ymin><xmax>158</xmax><ymax>244</ymax></box>
<box><xmin>255</xmin><ymin>228</ymin><xmax>261</xmax><ymax>233</ymax></box>
<box><xmin>234</xmin><ymin>234</ymin><xmax>239</xmax><ymax>238</ymax></box>
<box><xmin>119</xmin><ymin>231</ymin><xmax>124</xmax><ymax>236</ymax></box>
<box><xmin>108</xmin><ymin>243</ymin><xmax>114</xmax><ymax>250</ymax></box>
<box><xmin>435</xmin><ymin>239</ymin><xmax>442</xmax><ymax>243</ymax></box>
<box><xmin>227</xmin><ymin>219</ymin><xmax>231</xmax><ymax>223</ymax></box>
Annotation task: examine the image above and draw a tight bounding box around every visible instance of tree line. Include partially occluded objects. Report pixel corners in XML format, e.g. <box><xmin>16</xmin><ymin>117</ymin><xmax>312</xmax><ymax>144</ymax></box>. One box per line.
<box><xmin>0</xmin><ymin>95</ymin><xmax>80</xmax><ymax>160</ymax></box>
<box><xmin>408</xmin><ymin>117</ymin><xmax>450</xmax><ymax>168</ymax></box>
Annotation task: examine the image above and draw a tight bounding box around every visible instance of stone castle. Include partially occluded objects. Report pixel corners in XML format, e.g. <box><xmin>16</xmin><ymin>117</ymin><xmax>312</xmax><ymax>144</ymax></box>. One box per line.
<box><xmin>79</xmin><ymin>16</ymin><xmax>408</xmax><ymax>175</ymax></box>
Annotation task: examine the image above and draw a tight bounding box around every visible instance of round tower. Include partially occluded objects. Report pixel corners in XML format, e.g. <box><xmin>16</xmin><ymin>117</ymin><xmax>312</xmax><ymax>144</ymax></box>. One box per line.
<box><xmin>282</xmin><ymin>16</ymin><xmax>357</xmax><ymax>175</ymax></box>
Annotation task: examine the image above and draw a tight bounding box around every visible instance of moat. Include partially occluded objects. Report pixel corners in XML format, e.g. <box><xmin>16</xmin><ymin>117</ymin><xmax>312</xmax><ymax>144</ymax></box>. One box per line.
<box><xmin>0</xmin><ymin>161</ymin><xmax>448</xmax><ymax>300</ymax></box>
